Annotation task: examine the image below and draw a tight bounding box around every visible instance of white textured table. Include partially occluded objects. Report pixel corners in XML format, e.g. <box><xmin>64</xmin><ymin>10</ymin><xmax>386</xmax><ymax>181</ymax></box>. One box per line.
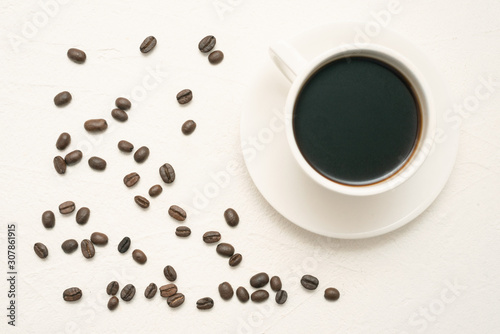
<box><xmin>0</xmin><ymin>1</ymin><xmax>499</xmax><ymax>333</ymax></box>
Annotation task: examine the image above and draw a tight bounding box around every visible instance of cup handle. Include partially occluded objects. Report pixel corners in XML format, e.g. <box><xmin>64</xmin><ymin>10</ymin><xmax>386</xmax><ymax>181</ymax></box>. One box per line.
<box><xmin>269</xmin><ymin>40</ymin><xmax>308</xmax><ymax>82</ymax></box>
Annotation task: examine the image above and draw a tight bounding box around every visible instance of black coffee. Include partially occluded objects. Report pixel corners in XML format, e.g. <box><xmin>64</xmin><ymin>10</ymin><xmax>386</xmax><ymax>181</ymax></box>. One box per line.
<box><xmin>293</xmin><ymin>56</ymin><xmax>420</xmax><ymax>185</ymax></box>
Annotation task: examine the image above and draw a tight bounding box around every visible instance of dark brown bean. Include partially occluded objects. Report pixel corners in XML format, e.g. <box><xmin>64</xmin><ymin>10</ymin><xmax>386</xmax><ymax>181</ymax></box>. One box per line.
<box><xmin>251</xmin><ymin>290</ymin><xmax>269</xmax><ymax>302</ymax></box>
<box><xmin>276</xmin><ymin>290</ymin><xmax>288</xmax><ymax>304</ymax></box>
<box><xmin>54</xmin><ymin>91</ymin><xmax>72</xmax><ymax>107</ymax></box>
<box><xmin>115</xmin><ymin>97</ymin><xmax>131</xmax><ymax>111</ymax></box>
<box><xmin>203</xmin><ymin>231</ymin><xmax>221</xmax><ymax>243</ymax></box>
<box><xmin>163</xmin><ymin>265</ymin><xmax>177</xmax><ymax>282</ymax></box>
<box><xmin>107</xmin><ymin>281</ymin><xmax>119</xmax><ymax>295</ymax></box>
<box><xmin>64</xmin><ymin>150</ymin><xmax>82</xmax><ymax>165</ymax></box>
<box><xmin>41</xmin><ymin>210</ymin><xmax>55</xmax><ymax>228</ymax></box>
<box><xmin>159</xmin><ymin>284</ymin><xmax>177</xmax><ymax>297</ymax></box>
<box><xmin>159</xmin><ymin>163</ymin><xmax>175</xmax><ymax>183</ymax></box>
<box><xmin>198</xmin><ymin>35</ymin><xmax>216</xmax><ymax>53</ymax></box>
<box><xmin>124</xmin><ymin>172</ymin><xmax>140</xmax><ymax>187</ymax></box>
<box><xmin>76</xmin><ymin>207</ymin><xmax>90</xmax><ymax>225</ymax></box>
<box><xmin>111</xmin><ymin>108</ymin><xmax>128</xmax><ymax>122</ymax></box>
<box><xmin>176</xmin><ymin>89</ymin><xmax>193</xmax><ymax>104</ymax></box>
<box><xmin>59</xmin><ymin>201</ymin><xmax>75</xmax><ymax>214</ymax></box>
<box><xmin>118</xmin><ymin>140</ymin><xmax>134</xmax><ymax>152</ymax></box>
<box><xmin>63</xmin><ymin>287</ymin><xmax>82</xmax><ymax>301</ymax></box>
<box><xmin>208</xmin><ymin>50</ymin><xmax>224</xmax><ymax>65</ymax></box>
<box><xmin>132</xmin><ymin>249</ymin><xmax>147</xmax><ymax>264</ymax></box>
<box><xmin>196</xmin><ymin>297</ymin><xmax>214</xmax><ymax>310</ymax></box>
<box><xmin>148</xmin><ymin>184</ymin><xmax>162</xmax><ymax>197</ymax></box>
<box><xmin>167</xmin><ymin>293</ymin><xmax>185</xmax><ymax>308</ymax></box>
<box><xmin>67</xmin><ymin>48</ymin><xmax>86</xmax><ymax>63</ymax></box>
<box><xmin>175</xmin><ymin>226</ymin><xmax>191</xmax><ymax>237</ymax></box>
<box><xmin>108</xmin><ymin>296</ymin><xmax>119</xmax><ymax>310</ymax></box>
<box><xmin>250</xmin><ymin>272</ymin><xmax>269</xmax><ymax>288</ymax></box>
<box><xmin>84</xmin><ymin>119</ymin><xmax>108</xmax><ymax>132</ymax></box>
<box><xmin>61</xmin><ymin>239</ymin><xmax>78</xmax><ymax>254</ymax></box>
<box><xmin>134</xmin><ymin>146</ymin><xmax>149</xmax><ymax>163</ymax></box>
<box><xmin>324</xmin><ymin>287</ymin><xmax>340</xmax><ymax>301</ymax></box>
<box><xmin>88</xmin><ymin>157</ymin><xmax>107</xmax><ymax>170</ymax></box>
<box><xmin>224</xmin><ymin>208</ymin><xmax>239</xmax><ymax>227</ymax></box>
<box><xmin>168</xmin><ymin>205</ymin><xmax>186</xmax><ymax>221</ymax></box>
<box><xmin>236</xmin><ymin>287</ymin><xmax>249</xmax><ymax>303</ymax></box>
<box><xmin>53</xmin><ymin>156</ymin><xmax>67</xmax><ymax>174</ymax></box>
<box><xmin>144</xmin><ymin>283</ymin><xmax>158</xmax><ymax>299</ymax></box>
<box><xmin>181</xmin><ymin>120</ymin><xmax>196</xmax><ymax>135</ymax></box>
<box><xmin>301</xmin><ymin>275</ymin><xmax>319</xmax><ymax>290</ymax></box>
<box><xmin>140</xmin><ymin>36</ymin><xmax>157</xmax><ymax>53</ymax></box>
<box><xmin>34</xmin><ymin>242</ymin><xmax>48</xmax><ymax>258</ymax></box>
<box><xmin>121</xmin><ymin>284</ymin><xmax>136</xmax><ymax>301</ymax></box>
<box><xmin>90</xmin><ymin>232</ymin><xmax>108</xmax><ymax>246</ymax></box>
<box><xmin>218</xmin><ymin>282</ymin><xmax>233</xmax><ymax>300</ymax></box>
<box><xmin>134</xmin><ymin>195</ymin><xmax>149</xmax><ymax>208</ymax></box>
<box><xmin>229</xmin><ymin>253</ymin><xmax>242</xmax><ymax>267</ymax></box>
<box><xmin>118</xmin><ymin>237</ymin><xmax>131</xmax><ymax>253</ymax></box>
<box><xmin>270</xmin><ymin>276</ymin><xmax>282</xmax><ymax>292</ymax></box>
<box><xmin>56</xmin><ymin>132</ymin><xmax>71</xmax><ymax>150</ymax></box>
<box><xmin>81</xmin><ymin>239</ymin><xmax>95</xmax><ymax>259</ymax></box>
<box><xmin>216</xmin><ymin>243</ymin><xmax>235</xmax><ymax>257</ymax></box>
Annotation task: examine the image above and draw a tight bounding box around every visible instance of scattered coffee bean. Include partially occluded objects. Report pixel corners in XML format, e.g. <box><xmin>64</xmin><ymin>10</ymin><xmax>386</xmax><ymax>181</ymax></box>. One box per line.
<box><xmin>134</xmin><ymin>195</ymin><xmax>149</xmax><ymax>209</ymax></box>
<box><xmin>118</xmin><ymin>237</ymin><xmax>131</xmax><ymax>253</ymax></box>
<box><xmin>134</xmin><ymin>146</ymin><xmax>150</xmax><ymax>163</ymax></box>
<box><xmin>118</xmin><ymin>140</ymin><xmax>134</xmax><ymax>152</ymax></box>
<box><xmin>108</xmin><ymin>296</ymin><xmax>119</xmax><ymax>310</ymax></box>
<box><xmin>111</xmin><ymin>108</ymin><xmax>128</xmax><ymax>122</ymax></box>
<box><xmin>124</xmin><ymin>172</ymin><xmax>140</xmax><ymax>187</ymax></box>
<box><xmin>59</xmin><ymin>201</ymin><xmax>75</xmax><ymax>214</ymax></box>
<box><xmin>181</xmin><ymin>120</ymin><xmax>196</xmax><ymax>135</ymax></box>
<box><xmin>144</xmin><ymin>283</ymin><xmax>158</xmax><ymax>299</ymax></box>
<box><xmin>236</xmin><ymin>287</ymin><xmax>249</xmax><ymax>303</ymax></box>
<box><xmin>140</xmin><ymin>36</ymin><xmax>157</xmax><ymax>53</ymax></box>
<box><xmin>81</xmin><ymin>239</ymin><xmax>95</xmax><ymax>259</ymax></box>
<box><xmin>159</xmin><ymin>284</ymin><xmax>178</xmax><ymax>297</ymax></box>
<box><xmin>53</xmin><ymin>156</ymin><xmax>67</xmax><ymax>174</ymax></box>
<box><xmin>250</xmin><ymin>272</ymin><xmax>269</xmax><ymax>288</ymax></box>
<box><xmin>159</xmin><ymin>163</ymin><xmax>175</xmax><ymax>183</ymax></box>
<box><xmin>324</xmin><ymin>287</ymin><xmax>340</xmax><ymax>301</ymax></box>
<box><xmin>251</xmin><ymin>290</ymin><xmax>269</xmax><ymax>302</ymax></box>
<box><xmin>54</xmin><ymin>91</ymin><xmax>72</xmax><ymax>107</ymax></box>
<box><xmin>218</xmin><ymin>282</ymin><xmax>233</xmax><ymax>300</ymax></box>
<box><xmin>176</xmin><ymin>89</ymin><xmax>193</xmax><ymax>104</ymax></box>
<box><xmin>88</xmin><ymin>157</ymin><xmax>107</xmax><ymax>170</ymax></box>
<box><xmin>301</xmin><ymin>275</ymin><xmax>319</xmax><ymax>290</ymax></box>
<box><xmin>216</xmin><ymin>243</ymin><xmax>235</xmax><ymax>257</ymax></box>
<box><xmin>198</xmin><ymin>35</ymin><xmax>216</xmax><ymax>53</ymax></box>
<box><xmin>163</xmin><ymin>265</ymin><xmax>177</xmax><ymax>282</ymax></box>
<box><xmin>121</xmin><ymin>284</ymin><xmax>136</xmax><ymax>301</ymax></box>
<box><xmin>107</xmin><ymin>281</ymin><xmax>119</xmax><ymax>295</ymax></box>
<box><xmin>203</xmin><ymin>231</ymin><xmax>221</xmax><ymax>243</ymax></box>
<box><xmin>229</xmin><ymin>253</ymin><xmax>242</xmax><ymax>267</ymax></box>
<box><xmin>61</xmin><ymin>239</ymin><xmax>78</xmax><ymax>254</ymax></box>
<box><xmin>175</xmin><ymin>226</ymin><xmax>191</xmax><ymax>237</ymax></box>
<box><xmin>115</xmin><ymin>97</ymin><xmax>131</xmax><ymax>111</ymax></box>
<box><xmin>196</xmin><ymin>297</ymin><xmax>214</xmax><ymax>310</ymax></box>
<box><xmin>168</xmin><ymin>205</ymin><xmax>186</xmax><ymax>221</ymax></box>
<box><xmin>224</xmin><ymin>208</ymin><xmax>239</xmax><ymax>227</ymax></box>
<box><xmin>148</xmin><ymin>184</ymin><xmax>162</xmax><ymax>197</ymax></box>
<box><xmin>41</xmin><ymin>210</ymin><xmax>55</xmax><ymax>228</ymax></box>
<box><xmin>76</xmin><ymin>207</ymin><xmax>90</xmax><ymax>225</ymax></box>
<box><xmin>276</xmin><ymin>290</ymin><xmax>288</xmax><ymax>304</ymax></box>
<box><xmin>132</xmin><ymin>249</ymin><xmax>147</xmax><ymax>264</ymax></box>
<box><xmin>67</xmin><ymin>48</ymin><xmax>86</xmax><ymax>63</ymax></box>
<box><xmin>56</xmin><ymin>132</ymin><xmax>71</xmax><ymax>150</ymax></box>
<box><xmin>90</xmin><ymin>232</ymin><xmax>108</xmax><ymax>245</ymax></box>
<box><xmin>34</xmin><ymin>242</ymin><xmax>48</xmax><ymax>258</ymax></box>
<box><xmin>84</xmin><ymin>119</ymin><xmax>108</xmax><ymax>132</ymax></box>
<box><xmin>63</xmin><ymin>287</ymin><xmax>82</xmax><ymax>301</ymax></box>
<box><xmin>167</xmin><ymin>293</ymin><xmax>185</xmax><ymax>308</ymax></box>
<box><xmin>64</xmin><ymin>150</ymin><xmax>82</xmax><ymax>165</ymax></box>
<box><xmin>208</xmin><ymin>50</ymin><xmax>224</xmax><ymax>65</ymax></box>
<box><xmin>270</xmin><ymin>276</ymin><xmax>282</xmax><ymax>292</ymax></box>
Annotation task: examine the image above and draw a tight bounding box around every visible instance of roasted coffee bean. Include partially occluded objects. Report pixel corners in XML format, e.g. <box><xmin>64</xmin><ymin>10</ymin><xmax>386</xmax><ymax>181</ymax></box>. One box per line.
<box><xmin>56</xmin><ymin>132</ymin><xmax>71</xmax><ymax>150</ymax></box>
<box><xmin>107</xmin><ymin>281</ymin><xmax>119</xmax><ymax>295</ymax></box>
<box><xmin>61</xmin><ymin>239</ymin><xmax>78</xmax><ymax>254</ymax></box>
<box><xmin>124</xmin><ymin>172</ymin><xmax>140</xmax><ymax>187</ymax></box>
<box><xmin>181</xmin><ymin>120</ymin><xmax>196</xmax><ymax>135</ymax></box>
<box><xmin>88</xmin><ymin>157</ymin><xmax>107</xmax><ymax>170</ymax></box>
<box><xmin>168</xmin><ymin>205</ymin><xmax>186</xmax><ymax>221</ymax></box>
<box><xmin>90</xmin><ymin>232</ymin><xmax>108</xmax><ymax>245</ymax></box>
<box><xmin>208</xmin><ymin>50</ymin><xmax>224</xmax><ymax>65</ymax></box>
<box><xmin>67</xmin><ymin>48</ymin><xmax>86</xmax><ymax>63</ymax></box>
<box><xmin>65</xmin><ymin>150</ymin><xmax>82</xmax><ymax>165</ymax></box>
<box><xmin>167</xmin><ymin>293</ymin><xmax>185</xmax><ymax>308</ymax></box>
<box><xmin>216</xmin><ymin>243</ymin><xmax>235</xmax><ymax>257</ymax></box>
<box><xmin>108</xmin><ymin>296</ymin><xmax>119</xmax><ymax>310</ymax></box>
<box><xmin>250</xmin><ymin>273</ymin><xmax>269</xmax><ymax>288</ymax></box>
<box><xmin>251</xmin><ymin>290</ymin><xmax>269</xmax><ymax>302</ymax></box>
<box><xmin>111</xmin><ymin>108</ymin><xmax>128</xmax><ymax>122</ymax></box>
<box><xmin>63</xmin><ymin>287</ymin><xmax>82</xmax><ymax>301</ymax></box>
<box><xmin>134</xmin><ymin>146</ymin><xmax>149</xmax><ymax>163</ymax></box>
<box><xmin>134</xmin><ymin>196</ymin><xmax>149</xmax><ymax>209</ymax></box>
<box><xmin>175</xmin><ymin>226</ymin><xmax>191</xmax><ymax>237</ymax></box>
<box><xmin>163</xmin><ymin>265</ymin><xmax>177</xmax><ymax>282</ymax></box>
<box><xmin>140</xmin><ymin>36</ymin><xmax>157</xmax><ymax>53</ymax></box>
<box><xmin>42</xmin><ymin>210</ymin><xmax>55</xmax><ymax>228</ymax></box>
<box><xmin>276</xmin><ymin>290</ymin><xmax>288</xmax><ymax>304</ymax></box>
<box><xmin>148</xmin><ymin>184</ymin><xmax>162</xmax><ymax>197</ymax></box>
<box><xmin>229</xmin><ymin>253</ymin><xmax>242</xmax><ymax>267</ymax></box>
<box><xmin>54</xmin><ymin>91</ymin><xmax>72</xmax><ymax>107</ymax></box>
<box><xmin>84</xmin><ymin>119</ymin><xmax>108</xmax><ymax>132</ymax></box>
<box><xmin>196</xmin><ymin>297</ymin><xmax>214</xmax><ymax>310</ymax></box>
<box><xmin>159</xmin><ymin>284</ymin><xmax>177</xmax><ymax>297</ymax></box>
<box><xmin>218</xmin><ymin>282</ymin><xmax>233</xmax><ymax>300</ymax></box>
<box><xmin>76</xmin><ymin>207</ymin><xmax>90</xmax><ymax>225</ymax></box>
<box><xmin>59</xmin><ymin>201</ymin><xmax>75</xmax><ymax>214</ymax></box>
<box><xmin>121</xmin><ymin>284</ymin><xmax>136</xmax><ymax>301</ymax></box>
<box><xmin>176</xmin><ymin>89</ymin><xmax>192</xmax><ymax>104</ymax></box>
<box><xmin>270</xmin><ymin>276</ymin><xmax>282</xmax><ymax>292</ymax></box>
<box><xmin>301</xmin><ymin>275</ymin><xmax>319</xmax><ymax>290</ymax></box>
<box><xmin>198</xmin><ymin>35</ymin><xmax>216</xmax><ymax>53</ymax></box>
<box><xmin>224</xmin><ymin>208</ymin><xmax>239</xmax><ymax>227</ymax></box>
<box><xmin>144</xmin><ymin>283</ymin><xmax>157</xmax><ymax>299</ymax></box>
<box><xmin>324</xmin><ymin>287</ymin><xmax>340</xmax><ymax>301</ymax></box>
<box><xmin>236</xmin><ymin>287</ymin><xmax>249</xmax><ymax>303</ymax></box>
<box><xmin>115</xmin><ymin>97</ymin><xmax>131</xmax><ymax>111</ymax></box>
<box><xmin>203</xmin><ymin>231</ymin><xmax>221</xmax><ymax>244</ymax></box>
<box><xmin>34</xmin><ymin>242</ymin><xmax>48</xmax><ymax>258</ymax></box>
<box><xmin>53</xmin><ymin>156</ymin><xmax>67</xmax><ymax>174</ymax></box>
<box><xmin>118</xmin><ymin>237</ymin><xmax>131</xmax><ymax>253</ymax></box>
<box><xmin>81</xmin><ymin>239</ymin><xmax>95</xmax><ymax>259</ymax></box>
<box><xmin>118</xmin><ymin>140</ymin><xmax>134</xmax><ymax>152</ymax></box>
<box><xmin>159</xmin><ymin>163</ymin><xmax>175</xmax><ymax>183</ymax></box>
<box><xmin>132</xmin><ymin>249</ymin><xmax>147</xmax><ymax>264</ymax></box>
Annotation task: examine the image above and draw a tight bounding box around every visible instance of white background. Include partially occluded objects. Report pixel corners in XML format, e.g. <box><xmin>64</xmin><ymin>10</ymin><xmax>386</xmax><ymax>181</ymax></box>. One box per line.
<box><xmin>0</xmin><ymin>0</ymin><xmax>499</xmax><ymax>333</ymax></box>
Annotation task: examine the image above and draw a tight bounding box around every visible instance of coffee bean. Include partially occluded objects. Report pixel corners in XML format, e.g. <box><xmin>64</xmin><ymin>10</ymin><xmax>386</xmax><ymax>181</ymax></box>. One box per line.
<box><xmin>108</xmin><ymin>296</ymin><xmax>119</xmax><ymax>310</ymax></box>
<box><xmin>41</xmin><ymin>210</ymin><xmax>55</xmax><ymax>228</ymax></box>
<box><xmin>65</xmin><ymin>150</ymin><xmax>82</xmax><ymax>165</ymax></box>
<box><xmin>90</xmin><ymin>232</ymin><xmax>108</xmax><ymax>245</ymax></box>
<box><xmin>168</xmin><ymin>205</ymin><xmax>186</xmax><ymax>221</ymax></box>
<box><xmin>270</xmin><ymin>276</ymin><xmax>282</xmax><ymax>292</ymax></box>
<box><xmin>144</xmin><ymin>283</ymin><xmax>157</xmax><ymax>299</ymax></box>
<box><xmin>118</xmin><ymin>140</ymin><xmax>134</xmax><ymax>152</ymax></box>
<box><xmin>148</xmin><ymin>184</ymin><xmax>162</xmax><ymax>197</ymax></box>
<box><xmin>134</xmin><ymin>146</ymin><xmax>150</xmax><ymax>163</ymax></box>
<box><xmin>250</xmin><ymin>273</ymin><xmax>269</xmax><ymax>288</ymax></box>
<box><xmin>140</xmin><ymin>36</ymin><xmax>157</xmax><ymax>53</ymax></box>
<box><xmin>176</xmin><ymin>89</ymin><xmax>193</xmax><ymax>104</ymax></box>
<box><xmin>107</xmin><ymin>281</ymin><xmax>119</xmax><ymax>295</ymax></box>
<box><xmin>324</xmin><ymin>287</ymin><xmax>340</xmax><ymax>301</ymax></box>
<box><xmin>67</xmin><ymin>48</ymin><xmax>86</xmax><ymax>63</ymax></box>
<box><xmin>196</xmin><ymin>297</ymin><xmax>214</xmax><ymax>310</ymax></box>
<box><xmin>167</xmin><ymin>293</ymin><xmax>185</xmax><ymax>308</ymax></box>
<box><xmin>63</xmin><ymin>287</ymin><xmax>82</xmax><ymax>301</ymax></box>
<box><xmin>76</xmin><ymin>207</ymin><xmax>90</xmax><ymax>225</ymax></box>
<box><xmin>275</xmin><ymin>290</ymin><xmax>288</xmax><ymax>304</ymax></box>
<box><xmin>224</xmin><ymin>208</ymin><xmax>239</xmax><ymax>227</ymax></box>
<box><xmin>118</xmin><ymin>237</ymin><xmax>131</xmax><ymax>253</ymax></box>
<box><xmin>111</xmin><ymin>108</ymin><xmax>128</xmax><ymax>122</ymax></box>
<box><xmin>53</xmin><ymin>156</ymin><xmax>67</xmax><ymax>174</ymax></box>
<box><xmin>203</xmin><ymin>231</ymin><xmax>221</xmax><ymax>243</ymax></box>
<box><xmin>159</xmin><ymin>163</ymin><xmax>175</xmax><ymax>183</ymax></box>
<box><xmin>59</xmin><ymin>201</ymin><xmax>75</xmax><ymax>214</ymax></box>
<box><xmin>81</xmin><ymin>239</ymin><xmax>95</xmax><ymax>259</ymax></box>
<box><xmin>181</xmin><ymin>120</ymin><xmax>196</xmax><ymax>135</ymax></box>
<box><xmin>251</xmin><ymin>290</ymin><xmax>269</xmax><ymax>302</ymax></box>
<box><xmin>229</xmin><ymin>253</ymin><xmax>242</xmax><ymax>267</ymax></box>
<box><xmin>84</xmin><ymin>119</ymin><xmax>108</xmax><ymax>132</ymax></box>
<box><xmin>216</xmin><ymin>243</ymin><xmax>234</xmax><ymax>257</ymax></box>
<box><xmin>34</xmin><ymin>242</ymin><xmax>48</xmax><ymax>258</ymax></box>
<box><xmin>159</xmin><ymin>284</ymin><xmax>177</xmax><ymax>297</ymax></box>
<box><xmin>56</xmin><ymin>132</ymin><xmax>71</xmax><ymax>150</ymax></box>
<box><xmin>163</xmin><ymin>265</ymin><xmax>177</xmax><ymax>282</ymax></box>
<box><xmin>54</xmin><ymin>91</ymin><xmax>72</xmax><ymax>107</ymax></box>
<box><xmin>175</xmin><ymin>226</ymin><xmax>191</xmax><ymax>237</ymax></box>
<box><xmin>134</xmin><ymin>196</ymin><xmax>149</xmax><ymax>209</ymax></box>
<box><xmin>124</xmin><ymin>172</ymin><xmax>140</xmax><ymax>187</ymax></box>
<box><xmin>236</xmin><ymin>287</ymin><xmax>249</xmax><ymax>303</ymax></box>
<box><xmin>115</xmin><ymin>97</ymin><xmax>131</xmax><ymax>111</ymax></box>
<box><xmin>218</xmin><ymin>282</ymin><xmax>233</xmax><ymax>300</ymax></box>
<box><xmin>132</xmin><ymin>249</ymin><xmax>147</xmax><ymax>264</ymax></box>
<box><xmin>301</xmin><ymin>275</ymin><xmax>319</xmax><ymax>290</ymax></box>
<box><xmin>61</xmin><ymin>239</ymin><xmax>78</xmax><ymax>254</ymax></box>
<box><xmin>121</xmin><ymin>284</ymin><xmax>136</xmax><ymax>301</ymax></box>
<box><xmin>198</xmin><ymin>35</ymin><xmax>216</xmax><ymax>53</ymax></box>
<box><xmin>88</xmin><ymin>157</ymin><xmax>107</xmax><ymax>170</ymax></box>
<box><xmin>208</xmin><ymin>50</ymin><xmax>224</xmax><ymax>65</ymax></box>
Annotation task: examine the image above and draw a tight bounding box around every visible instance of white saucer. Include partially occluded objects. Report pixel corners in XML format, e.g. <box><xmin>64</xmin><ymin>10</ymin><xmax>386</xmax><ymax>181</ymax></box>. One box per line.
<box><xmin>240</xmin><ymin>22</ymin><xmax>459</xmax><ymax>239</ymax></box>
